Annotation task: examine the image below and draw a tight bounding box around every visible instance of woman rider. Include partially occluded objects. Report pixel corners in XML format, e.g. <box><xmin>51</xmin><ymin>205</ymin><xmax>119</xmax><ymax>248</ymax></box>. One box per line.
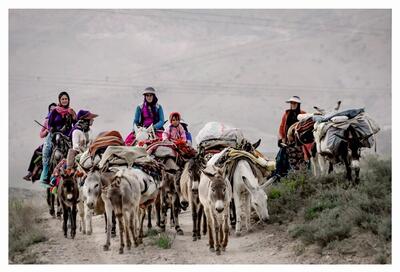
<box><xmin>40</xmin><ymin>91</ymin><xmax>76</xmax><ymax>185</ymax></box>
<box><xmin>125</xmin><ymin>87</ymin><xmax>165</xmax><ymax>145</ymax></box>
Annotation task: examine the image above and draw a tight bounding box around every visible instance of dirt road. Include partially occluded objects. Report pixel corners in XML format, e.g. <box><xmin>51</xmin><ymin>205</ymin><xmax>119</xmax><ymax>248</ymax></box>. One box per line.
<box><xmin>20</xmin><ymin>199</ymin><xmax>300</xmax><ymax>264</ymax></box>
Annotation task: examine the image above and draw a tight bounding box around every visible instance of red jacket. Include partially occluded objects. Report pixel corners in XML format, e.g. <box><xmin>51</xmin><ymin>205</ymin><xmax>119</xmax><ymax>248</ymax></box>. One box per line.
<box><xmin>278</xmin><ymin>109</ymin><xmax>313</xmax><ymax>161</ymax></box>
<box><xmin>278</xmin><ymin>109</ymin><xmax>306</xmax><ymax>140</ymax></box>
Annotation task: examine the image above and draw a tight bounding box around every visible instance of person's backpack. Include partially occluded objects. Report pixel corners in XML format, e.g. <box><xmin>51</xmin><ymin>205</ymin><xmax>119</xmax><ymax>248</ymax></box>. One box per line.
<box><xmin>181</xmin><ymin>122</ymin><xmax>192</xmax><ymax>143</ymax></box>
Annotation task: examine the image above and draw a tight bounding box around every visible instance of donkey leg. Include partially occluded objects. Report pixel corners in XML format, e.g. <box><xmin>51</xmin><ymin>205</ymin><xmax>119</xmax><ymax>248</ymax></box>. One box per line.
<box><xmin>116</xmin><ymin>213</ymin><xmax>125</xmax><ymax>254</ymax></box>
<box><xmin>111</xmin><ymin>211</ymin><xmax>117</xmax><ymax>238</ymax></box>
<box><xmin>123</xmin><ymin>211</ymin><xmax>132</xmax><ymax>250</ymax></box>
<box><xmin>139</xmin><ymin>208</ymin><xmax>146</xmax><ymax>239</ymax></box>
<box><xmin>47</xmin><ymin>188</ymin><xmax>55</xmax><ymax>217</ymax></box>
<box><xmin>173</xmin><ymin>194</ymin><xmax>183</xmax><ymax>235</ymax></box>
<box><xmin>84</xmin><ymin>205</ymin><xmax>92</xmax><ymax>235</ymax></box>
<box><xmin>191</xmin><ymin>202</ymin><xmax>198</xmax><ymax>241</ymax></box>
<box><xmin>245</xmin><ymin>196</ymin><xmax>252</xmax><ymax>232</ymax></box>
<box><xmin>130</xmin><ymin>211</ymin><xmax>139</xmax><ymax>247</ymax></box>
<box><xmin>229</xmin><ymin>200</ymin><xmax>236</xmax><ymax>229</ymax></box>
<box><xmin>147</xmin><ymin>204</ymin><xmax>153</xmax><ymax>229</ymax></box>
<box><xmin>159</xmin><ymin>192</ymin><xmax>167</xmax><ymax>232</ymax></box>
<box><xmin>233</xmin><ymin>194</ymin><xmax>242</xmax><ymax>236</ymax></box>
<box><xmin>222</xmin><ymin>213</ymin><xmax>229</xmax><ymax>251</ymax></box>
<box><xmin>103</xmin><ymin>201</ymin><xmax>113</xmax><ymax>251</ymax></box>
<box><xmin>215</xmin><ymin>224</ymin><xmax>221</xmax><ymax>255</ymax></box>
<box><xmin>196</xmin><ymin>205</ymin><xmax>203</xmax><ymax>240</ymax></box>
<box><xmin>62</xmin><ymin>205</ymin><xmax>68</xmax><ymax>238</ymax></box>
<box><xmin>205</xmin><ymin>208</ymin><xmax>214</xmax><ymax>252</ymax></box>
<box><xmin>56</xmin><ymin>196</ymin><xmax>62</xmax><ymax>218</ymax></box>
<box><xmin>202</xmin><ymin>211</ymin><xmax>207</xmax><ymax>236</ymax></box>
<box><xmin>344</xmin><ymin>156</ymin><xmax>352</xmax><ymax>181</ymax></box>
<box><xmin>70</xmin><ymin>205</ymin><xmax>77</xmax><ymax>239</ymax></box>
<box><xmin>135</xmin><ymin>208</ymin><xmax>146</xmax><ymax>245</ymax></box>
<box><xmin>78</xmin><ymin>200</ymin><xmax>85</xmax><ymax>234</ymax></box>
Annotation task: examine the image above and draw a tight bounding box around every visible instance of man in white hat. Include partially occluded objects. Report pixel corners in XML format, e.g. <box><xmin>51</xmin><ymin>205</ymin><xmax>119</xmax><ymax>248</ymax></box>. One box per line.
<box><xmin>275</xmin><ymin>96</ymin><xmax>305</xmax><ymax>177</ymax></box>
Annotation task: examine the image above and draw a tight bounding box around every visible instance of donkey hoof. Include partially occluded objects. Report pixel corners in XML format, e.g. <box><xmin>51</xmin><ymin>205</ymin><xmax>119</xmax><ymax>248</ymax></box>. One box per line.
<box><xmin>192</xmin><ymin>236</ymin><xmax>197</xmax><ymax>241</ymax></box>
<box><xmin>235</xmin><ymin>231</ymin><xmax>241</xmax><ymax>237</ymax></box>
<box><xmin>216</xmin><ymin>250</ymin><xmax>221</xmax><ymax>256</ymax></box>
<box><xmin>177</xmin><ymin>229</ymin><xmax>184</xmax><ymax>235</ymax></box>
<box><xmin>103</xmin><ymin>245</ymin><xmax>110</xmax><ymax>251</ymax></box>
<box><xmin>209</xmin><ymin>247</ymin><xmax>215</xmax><ymax>252</ymax></box>
<box><xmin>197</xmin><ymin>235</ymin><xmax>201</xmax><ymax>240</ymax></box>
<box><xmin>64</xmin><ymin>233</ymin><xmax>67</xmax><ymax>238</ymax></box>
<box><xmin>82</xmin><ymin>230</ymin><xmax>86</xmax><ymax>235</ymax></box>
<box><xmin>87</xmin><ymin>230</ymin><xmax>92</xmax><ymax>236</ymax></box>
<box><xmin>119</xmin><ymin>248</ymin><xmax>124</xmax><ymax>254</ymax></box>
<box><xmin>222</xmin><ymin>247</ymin><xmax>226</xmax><ymax>252</ymax></box>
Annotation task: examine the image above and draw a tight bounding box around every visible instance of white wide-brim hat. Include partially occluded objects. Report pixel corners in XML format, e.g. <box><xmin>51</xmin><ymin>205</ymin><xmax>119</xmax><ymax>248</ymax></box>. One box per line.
<box><xmin>142</xmin><ymin>87</ymin><xmax>156</xmax><ymax>95</ymax></box>
<box><xmin>286</xmin><ymin>96</ymin><xmax>301</xmax><ymax>104</ymax></box>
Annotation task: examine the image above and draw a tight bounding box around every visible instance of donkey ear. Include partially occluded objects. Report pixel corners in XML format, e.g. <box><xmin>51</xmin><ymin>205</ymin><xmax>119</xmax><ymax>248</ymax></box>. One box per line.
<box><xmin>252</xmin><ymin>139</ymin><xmax>261</xmax><ymax>149</ymax></box>
<box><xmin>241</xmin><ymin>176</ymin><xmax>255</xmax><ymax>192</ymax></box>
<box><xmin>260</xmin><ymin>175</ymin><xmax>278</xmax><ymax>190</ymax></box>
<box><xmin>201</xmin><ymin>166</ymin><xmax>217</xmax><ymax>179</ymax></box>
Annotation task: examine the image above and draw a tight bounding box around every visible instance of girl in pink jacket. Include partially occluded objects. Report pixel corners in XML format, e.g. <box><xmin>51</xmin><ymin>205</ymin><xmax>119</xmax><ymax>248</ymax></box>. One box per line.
<box><xmin>162</xmin><ymin>112</ymin><xmax>187</xmax><ymax>143</ymax></box>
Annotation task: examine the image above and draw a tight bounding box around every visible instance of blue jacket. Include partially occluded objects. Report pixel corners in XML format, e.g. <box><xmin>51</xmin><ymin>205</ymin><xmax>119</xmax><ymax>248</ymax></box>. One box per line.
<box><xmin>133</xmin><ymin>103</ymin><xmax>165</xmax><ymax>130</ymax></box>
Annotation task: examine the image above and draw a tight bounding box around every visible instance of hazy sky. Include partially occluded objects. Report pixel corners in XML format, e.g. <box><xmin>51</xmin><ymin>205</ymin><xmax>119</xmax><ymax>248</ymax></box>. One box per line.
<box><xmin>9</xmin><ymin>9</ymin><xmax>391</xmax><ymax>189</ymax></box>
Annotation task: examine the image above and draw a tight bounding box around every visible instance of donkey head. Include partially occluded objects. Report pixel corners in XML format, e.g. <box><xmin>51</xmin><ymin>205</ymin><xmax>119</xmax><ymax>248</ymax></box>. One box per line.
<box><xmin>202</xmin><ymin>166</ymin><xmax>230</xmax><ymax>213</ymax></box>
<box><xmin>242</xmin><ymin>139</ymin><xmax>262</xmax><ymax>153</ymax></box>
<box><xmin>242</xmin><ymin>176</ymin><xmax>269</xmax><ymax>222</ymax></box>
<box><xmin>60</xmin><ymin>169</ymin><xmax>78</xmax><ymax>201</ymax></box>
<box><xmin>134</xmin><ymin>124</ymin><xmax>156</xmax><ymax>143</ymax></box>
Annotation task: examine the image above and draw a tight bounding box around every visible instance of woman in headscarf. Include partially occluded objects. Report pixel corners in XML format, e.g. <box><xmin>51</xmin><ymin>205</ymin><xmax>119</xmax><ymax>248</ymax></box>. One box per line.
<box><xmin>40</xmin><ymin>91</ymin><xmax>76</xmax><ymax>184</ymax></box>
<box><xmin>125</xmin><ymin>87</ymin><xmax>165</xmax><ymax>145</ymax></box>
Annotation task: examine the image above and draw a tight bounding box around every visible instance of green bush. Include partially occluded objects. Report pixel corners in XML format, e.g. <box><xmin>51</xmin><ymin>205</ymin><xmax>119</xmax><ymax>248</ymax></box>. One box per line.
<box><xmin>9</xmin><ymin>198</ymin><xmax>47</xmax><ymax>262</ymax></box>
<box><xmin>269</xmin><ymin>155</ymin><xmax>391</xmax><ymax>260</ymax></box>
<box><xmin>150</xmin><ymin>232</ymin><xmax>174</xmax><ymax>249</ymax></box>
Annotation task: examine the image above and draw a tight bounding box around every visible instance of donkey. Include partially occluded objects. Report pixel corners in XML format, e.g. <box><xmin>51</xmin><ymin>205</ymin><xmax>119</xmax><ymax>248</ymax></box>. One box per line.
<box><xmin>158</xmin><ymin>167</ymin><xmax>184</xmax><ymax>235</ymax></box>
<box><xmin>231</xmin><ymin>159</ymin><xmax>271</xmax><ymax>236</ymax></box>
<box><xmin>57</xmin><ymin>169</ymin><xmax>79</xmax><ymax>238</ymax></box>
<box><xmin>85</xmin><ymin>167</ymin><xmax>141</xmax><ymax>254</ymax></box>
<box><xmin>147</xmin><ymin>144</ymin><xmax>185</xmax><ymax>235</ymax></box>
<box><xmin>206</xmin><ymin>146</ymin><xmax>271</xmax><ymax>236</ymax></box>
<box><xmin>199</xmin><ymin>165</ymin><xmax>232</xmax><ymax>255</ymax></box>
<box><xmin>47</xmin><ymin>131</ymin><xmax>71</xmax><ymax>218</ymax></box>
<box><xmin>313</xmin><ymin>126</ymin><xmax>362</xmax><ymax>182</ymax></box>
<box><xmin>133</xmin><ymin>124</ymin><xmax>158</xmax><ymax>146</ymax></box>
<box><xmin>79</xmin><ymin>170</ymin><xmax>116</xmax><ymax>237</ymax></box>
<box><xmin>180</xmin><ymin>156</ymin><xmax>207</xmax><ymax>241</ymax></box>
<box><xmin>129</xmin><ymin>167</ymin><xmax>162</xmax><ymax>241</ymax></box>
<box><xmin>312</xmin><ymin>101</ymin><xmax>362</xmax><ymax>182</ymax></box>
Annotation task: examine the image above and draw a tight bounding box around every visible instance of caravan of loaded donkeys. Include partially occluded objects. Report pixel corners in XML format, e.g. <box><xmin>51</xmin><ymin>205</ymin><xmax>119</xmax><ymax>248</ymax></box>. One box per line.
<box><xmin>23</xmin><ymin>87</ymin><xmax>380</xmax><ymax>255</ymax></box>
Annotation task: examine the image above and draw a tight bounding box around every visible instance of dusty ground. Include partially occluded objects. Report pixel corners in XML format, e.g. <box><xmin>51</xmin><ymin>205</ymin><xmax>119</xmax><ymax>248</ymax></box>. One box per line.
<box><xmin>10</xmin><ymin>188</ymin><xmax>384</xmax><ymax>264</ymax></box>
